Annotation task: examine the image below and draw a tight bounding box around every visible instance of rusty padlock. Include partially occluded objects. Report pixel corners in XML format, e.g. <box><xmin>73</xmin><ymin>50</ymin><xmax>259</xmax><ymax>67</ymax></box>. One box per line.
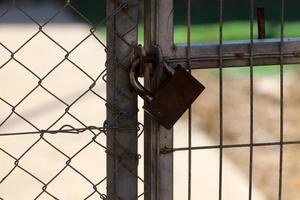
<box><xmin>129</xmin><ymin>53</ymin><xmax>205</xmax><ymax>129</ymax></box>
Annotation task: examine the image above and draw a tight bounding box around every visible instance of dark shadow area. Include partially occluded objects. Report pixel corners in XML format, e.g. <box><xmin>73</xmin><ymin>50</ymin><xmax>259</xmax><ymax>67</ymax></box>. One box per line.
<box><xmin>1</xmin><ymin>0</ymin><xmax>299</xmax><ymax>25</ymax></box>
<box><xmin>0</xmin><ymin>0</ymin><xmax>106</xmax><ymax>24</ymax></box>
<box><xmin>174</xmin><ymin>0</ymin><xmax>300</xmax><ymax>24</ymax></box>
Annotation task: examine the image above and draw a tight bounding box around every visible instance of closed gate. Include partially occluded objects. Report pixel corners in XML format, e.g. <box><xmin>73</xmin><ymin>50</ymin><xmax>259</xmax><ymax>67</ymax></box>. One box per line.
<box><xmin>143</xmin><ymin>0</ymin><xmax>300</xmax><ymax>200</ymax></box>
<box><xmin>1</xmin><ymin>0</ymin><xmax>300</xmax><ymax>200</ymax></box>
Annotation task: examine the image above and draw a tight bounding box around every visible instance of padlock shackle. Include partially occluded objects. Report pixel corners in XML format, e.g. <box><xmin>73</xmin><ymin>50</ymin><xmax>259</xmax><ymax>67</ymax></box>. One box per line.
<box><xmin>129</xmin><ymin>45</ymin><xmax>177</xmax><ymax>104</ymax></box>
<box><xmin>129</xmin><ymin>58</ymin><xmax>153</xmax><ymax>103</ymax></box>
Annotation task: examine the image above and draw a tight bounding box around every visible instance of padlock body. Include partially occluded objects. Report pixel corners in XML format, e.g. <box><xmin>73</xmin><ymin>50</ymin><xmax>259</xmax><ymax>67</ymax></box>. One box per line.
<box><xmin>144</xmin><ymin>65</ymin><xmax>205</xmax><ymax>129</ymax></box>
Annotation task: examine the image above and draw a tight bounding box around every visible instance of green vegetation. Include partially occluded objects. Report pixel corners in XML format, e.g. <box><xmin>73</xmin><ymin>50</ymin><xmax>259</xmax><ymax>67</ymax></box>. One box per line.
<box><xmin>174</xmin><ymin>21</ymin><xmax>300</xmax><ymax>43</ymax></box>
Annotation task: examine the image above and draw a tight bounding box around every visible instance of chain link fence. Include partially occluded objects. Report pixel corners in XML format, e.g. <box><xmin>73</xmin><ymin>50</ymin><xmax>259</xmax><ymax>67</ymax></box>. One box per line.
<box><xmin>3</xmin><ymin>0</ymin><xmax>300</xmax><ymax>200</ymax></box>
<box><xmin>0</xmin><ymin>0</ymin><xmax>142</xmax><ymax>199</ymax></box>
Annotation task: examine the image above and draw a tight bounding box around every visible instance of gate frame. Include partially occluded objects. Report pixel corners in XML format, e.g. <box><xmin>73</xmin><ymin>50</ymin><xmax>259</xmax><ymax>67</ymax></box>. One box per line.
<box><xmin>144</xmin><ymin>1</ymin><xmax>174</xmax><ymax>200</ymax></box>
<box><xmin>145</xmin><ymin>0</ymin><xmax>300</xmax><ymax>69</ymax></box>
<box><xmin>106</xmin><ymin>0</ymin><xmax>139</xmax><ymax>199</ymax></box>
<box><xmin>143</xmin><ymin>0</ymin><xmax>298</xmax><ymax>199</ymax></box>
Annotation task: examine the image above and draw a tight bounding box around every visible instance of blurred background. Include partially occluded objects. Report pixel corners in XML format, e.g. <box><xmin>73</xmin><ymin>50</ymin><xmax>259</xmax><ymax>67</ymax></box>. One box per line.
<box><xmin>0</xmin><ymin>0</ymin><xmax>300</xmax><ymax>199</ymax></box>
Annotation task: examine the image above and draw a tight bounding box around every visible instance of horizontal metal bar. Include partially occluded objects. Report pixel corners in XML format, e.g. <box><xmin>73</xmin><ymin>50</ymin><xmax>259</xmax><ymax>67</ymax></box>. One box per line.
<box><xmin>165</xmin><ymin>38</ymin><xmax>300</xmax><ymax>69</ymax></box>
<box><xmin>169</xmin><ymin>140</ymin><xmax>300</xmax><ymax>152</ymax></box>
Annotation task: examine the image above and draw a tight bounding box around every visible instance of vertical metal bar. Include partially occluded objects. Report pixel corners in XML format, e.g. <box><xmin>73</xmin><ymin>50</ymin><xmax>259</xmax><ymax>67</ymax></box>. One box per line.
<box><xmin>144</xmin><ymin>1</ymin><xmax>158</xmax><ymax>199</ymax></box>
<box><xmin>249</xmin><ymin>0</ymin><xmax>255</xmax><ymax>199</ymax></box>
<box><xmin>186</xmin><ymin>0</ymin><xmax>192</xmax><ymax>200</ymax></box>
<box><xmin>278</xmin><ymin>0</ymin><xmax>285</xmax><ymax>199</ymax></box>
<box><xmin>106</xmin><ymin>0</ymin><xmax>139</xmax><ymax>199</ymax></box>
<box><xmin>145</xmin><ymin>0</ymin><xmax>174</xmax><ymax>56</ymax></box>
<box><xmin>144</xmin><ymin>0</ymin><xmax>173</xmax><ymax>200</ymax></box>
<box><xmin>257</xmin><ymin>7</ymin><xmax>266</xmax><ymax>39</ymax></box>
<box><xmin>218</xmin><ymin>0</ymin><xmax>224</xmax><ymax>199</ymax></box>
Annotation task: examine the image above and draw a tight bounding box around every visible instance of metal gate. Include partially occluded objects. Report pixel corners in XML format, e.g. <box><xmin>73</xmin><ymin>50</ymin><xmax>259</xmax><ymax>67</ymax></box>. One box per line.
<box><xmin>143</xmin><ymin>0</ymin><xmax>300</xmax><ymax>200</ymax></box>
<box><xmin>1</xmin><ymin>0</ymin><xmax>300</xmax><ymax>200</ymax></box>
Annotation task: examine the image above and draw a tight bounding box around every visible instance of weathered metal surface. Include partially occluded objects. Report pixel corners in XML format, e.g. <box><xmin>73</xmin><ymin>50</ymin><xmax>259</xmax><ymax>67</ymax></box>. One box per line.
<box><xmin>144</xmin><ymin>0</ymin><xmax>174</xmax><ymax>199</ymax></box>
<box><xmin>130</xmin><ymin>54</ymin><xmax>205</xmax><ymax>129</ymax></box>
<box><xmin>167</xmin><ymin>38</ymin><xmax>300</xmax><ymax>68</ymax></box>
<box><xmin>106</xmin><ymin>0</ymin><xmax>139</xmax><ymax>199</ymax></box>
<box><xmin>257</xmin><ymin>7</ymin><xmax>266</xmax><ymax>39</ymax></box>
<box><xmin>144</xmin><ymin>65</ymin><xmax>205</xmax><ymax>129</ymax></box>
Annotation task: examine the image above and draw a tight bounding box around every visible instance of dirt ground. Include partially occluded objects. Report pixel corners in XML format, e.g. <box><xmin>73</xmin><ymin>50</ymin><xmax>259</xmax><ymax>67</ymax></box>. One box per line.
<box><xmin>192</xmin><ymin>68</ymin><xmax>300</xmax><ymax>199</ymax></box>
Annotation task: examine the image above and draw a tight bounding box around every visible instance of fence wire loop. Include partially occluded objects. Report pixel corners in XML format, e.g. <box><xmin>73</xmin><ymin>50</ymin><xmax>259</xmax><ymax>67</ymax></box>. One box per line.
<box><xmin>0</xmin><ymin>0</ymin><xmax>143</xmax><ymax>199</ymax></box>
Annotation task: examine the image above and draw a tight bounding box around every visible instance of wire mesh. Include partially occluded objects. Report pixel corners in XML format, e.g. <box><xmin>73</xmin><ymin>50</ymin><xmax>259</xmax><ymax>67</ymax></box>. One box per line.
<box><xmin>0</xmin><ymin>1</ymin><xmax>142</xmax><ymax>200</ymax></box>
<box><xmin>151</xmin><ymin>0</ymin><xmax>300</xmax><ymax>199</ymax></box>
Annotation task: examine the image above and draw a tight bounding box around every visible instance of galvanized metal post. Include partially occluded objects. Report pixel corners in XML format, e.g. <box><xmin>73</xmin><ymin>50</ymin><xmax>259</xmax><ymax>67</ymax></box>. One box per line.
<box><xmin>144</xmin><ymin>0</ymin><xmax>174</xmax><ymax>200</ymax></box>
<box><xmin>106</xmin><ymin>0</ymin><xmax>139</xmax><ymax>199</ymax></box>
